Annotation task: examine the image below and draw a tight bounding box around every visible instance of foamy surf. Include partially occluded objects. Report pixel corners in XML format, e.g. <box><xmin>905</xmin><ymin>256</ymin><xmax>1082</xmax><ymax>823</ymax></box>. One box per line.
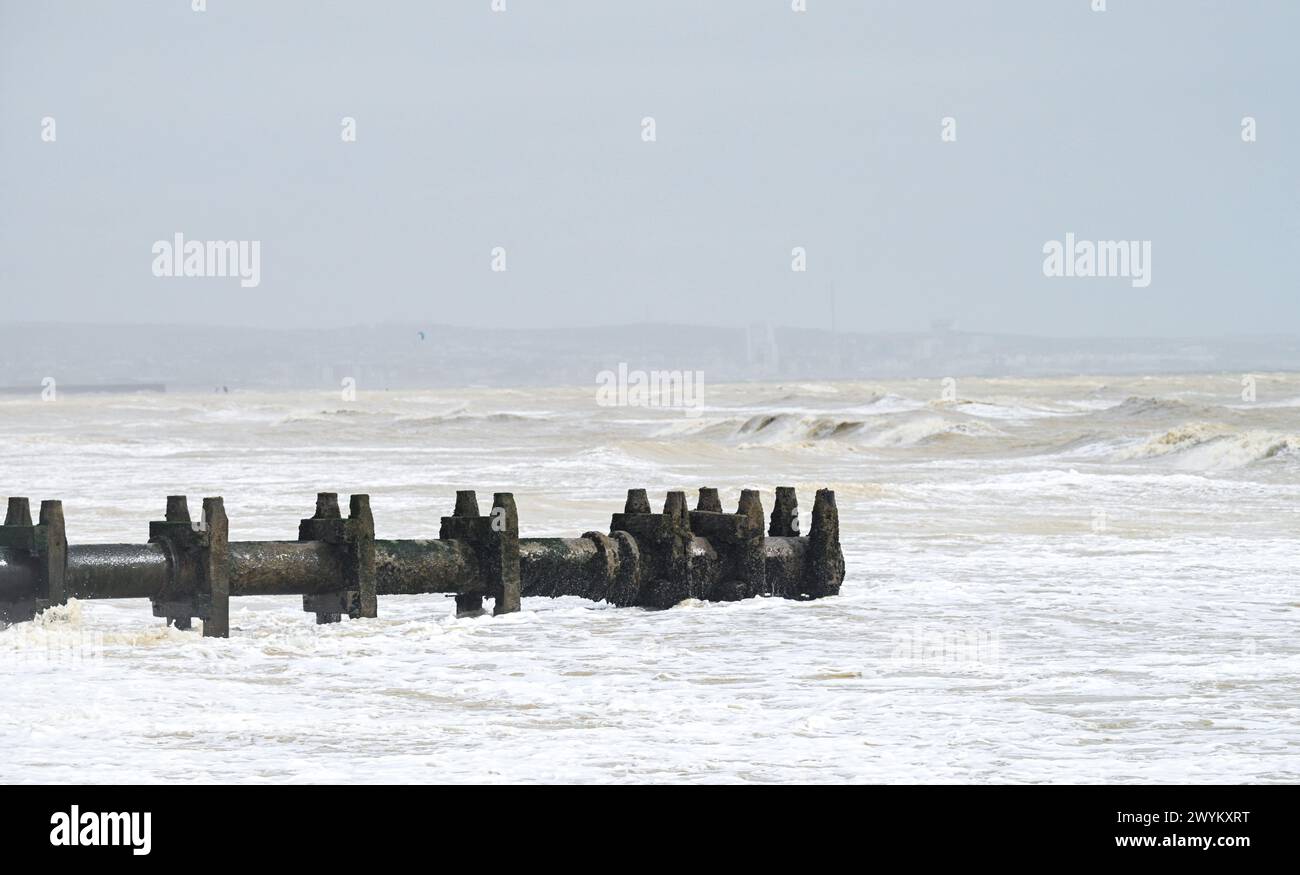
<box><xmin>1114</xmin><ymin>424</ymin><xmax>1299</xmax><ymax>469</ymax></box>
<box><xmin>3</xmin><ymin>372</ymin><xmax>1299</xmax><ymax>783</ymax></box>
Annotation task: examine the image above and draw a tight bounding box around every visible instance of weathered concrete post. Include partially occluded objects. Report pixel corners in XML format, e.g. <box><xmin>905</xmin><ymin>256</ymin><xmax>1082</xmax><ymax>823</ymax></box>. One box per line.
<box><xmin>454</xmin><ymin>490</ymin><xmax>480</xmax><ymax>518</ymax></box>
<box><xmin>769</xmin><ymin>486</ymin><xmax>799</xmax><ymax>536</ymax></box>
<box><xmin>441</xmin><ymin>490</ymin><xmax>486</xmax><ymax>617</ymax></box>
<box><xmin>38</xmin><ymin>501</ymin><xmax>68</xmax><ymax>610</ymax></box>
<box><xmin>663</xmin><ymin>491</ymin><xmax>688</xmax><ymax>523</ymax></box>
<box><xmin>735</xmin><ymin>489</ymin><xmax>768</xmax><ymax>598</ymax></box>
<box><xmin>624</xmin><ymin>488</ymin><xmax>651</xmax><ymax>515</ymax></box>
<box><xmin>807</xmin><ymin>488</ymin><xmax>845</xmax><ymax>598</ymax></box>
<box><xmin>345</xmin><ymin>495</ymin><xmax>377</xmax><ymax>619</ymax></box>
<box><xmin>4</xmin><ymin>498</ymin><xmax>31</xmax><ymax>528</ymax></box>
<box><xmin>0</xmin><ymin>499</ymin><xmax>34</xmax><ymax>623</ymax></box>
<box><xmin>696</xmin><ymin>487</ymin><xmax>723</xmax><ymax>513</ymax></box>
<box><xmin>487</xmin><ymin>493</ymin><xmax>521</xmax><ymax>615</ymax></box>
<box><xmin>737</xmin><ymin>490</ymin><xmax>764</xmax><ymax>532</ymax></box>
<box><xmin>659</xmin><ymin>490</ymin><xmax>694</xmax><ymax>605</ymax></box>
<box><xmin>200</xmin><ymin>498</ymin><xmax>230</xmax><ymax>638</ymax></box>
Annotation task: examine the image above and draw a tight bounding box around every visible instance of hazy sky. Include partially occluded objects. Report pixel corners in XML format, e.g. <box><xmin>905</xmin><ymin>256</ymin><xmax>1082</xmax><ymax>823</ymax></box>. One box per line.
<box><xmin>2</xmin><ymin>0</ymin><xmax>1296</xmax><ymax>337</ymax></box>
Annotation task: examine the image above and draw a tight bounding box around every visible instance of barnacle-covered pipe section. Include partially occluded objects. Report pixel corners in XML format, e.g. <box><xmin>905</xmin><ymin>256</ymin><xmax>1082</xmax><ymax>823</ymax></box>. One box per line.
<box><xmin>0</xmin><ymin>487</ymin><xmax>844</xmax><ymax>637</ymax></box>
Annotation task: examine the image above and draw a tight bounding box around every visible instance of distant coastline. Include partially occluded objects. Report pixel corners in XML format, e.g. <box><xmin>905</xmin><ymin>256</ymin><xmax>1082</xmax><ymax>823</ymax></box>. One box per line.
<box><xmin>1</xmin><ymin>321</ymin><xmax>1296</xmax><ymax>392</ymax></box>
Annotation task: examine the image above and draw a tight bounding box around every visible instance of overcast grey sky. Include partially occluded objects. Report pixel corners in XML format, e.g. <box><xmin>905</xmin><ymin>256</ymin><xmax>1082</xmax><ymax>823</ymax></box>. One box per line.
<box><xmin>1</xmin><ymin>0</ymin><xmax>1296</xmax><ymax>337</ymax></box>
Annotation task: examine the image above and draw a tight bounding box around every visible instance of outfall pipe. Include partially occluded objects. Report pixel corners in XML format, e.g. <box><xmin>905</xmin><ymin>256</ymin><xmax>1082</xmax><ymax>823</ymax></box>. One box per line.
<box><xmin>8</xmin><ymin>536</ymin><xmax>798</xmax><ymax>602</ymax></box>
<box><xmin>0</xmin><ymin>487</ymin><xmax>845</xmax><ymax>637</ymax></box>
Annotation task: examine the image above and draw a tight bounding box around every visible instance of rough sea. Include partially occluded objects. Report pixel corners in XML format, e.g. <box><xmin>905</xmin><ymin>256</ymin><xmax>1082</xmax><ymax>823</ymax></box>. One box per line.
<box><xmin>2</xmin><ymin>373</ymin><xmax>1298</xmax><ymax>782</ymax></box>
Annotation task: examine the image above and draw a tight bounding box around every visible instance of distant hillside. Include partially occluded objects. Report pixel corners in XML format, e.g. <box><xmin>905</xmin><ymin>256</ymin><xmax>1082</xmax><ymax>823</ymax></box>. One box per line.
<box><xmin>0</xmin><ymin>322</ymin><xmax>1296</xmax><ymax>392</ymax></box>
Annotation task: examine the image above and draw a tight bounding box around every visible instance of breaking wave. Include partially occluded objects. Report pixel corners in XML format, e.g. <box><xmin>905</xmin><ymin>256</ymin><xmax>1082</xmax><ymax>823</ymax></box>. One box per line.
<box><xmin>1113</xmin><ymin>423</ymin><xmax>1299</xmax><ymax>469</ymax></box>
<box><xmin>731</xmin><ymin>411</ymin><xmax>1002</xmax><ymax>447</ymax></box>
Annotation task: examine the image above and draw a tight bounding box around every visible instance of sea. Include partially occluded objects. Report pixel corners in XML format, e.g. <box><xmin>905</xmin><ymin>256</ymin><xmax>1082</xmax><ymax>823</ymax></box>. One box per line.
<box><xmin>2</xmin><ymin>373</ymin><xmax>1297</xmax><ymax>782</ymax></box>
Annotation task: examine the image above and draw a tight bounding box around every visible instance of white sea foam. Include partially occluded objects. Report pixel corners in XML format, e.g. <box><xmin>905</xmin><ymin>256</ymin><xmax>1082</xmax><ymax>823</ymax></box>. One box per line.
<box><xmin>2</xmin><ymin>374</ymin><xmax>1298</xmax><ymax>783</ymax></box>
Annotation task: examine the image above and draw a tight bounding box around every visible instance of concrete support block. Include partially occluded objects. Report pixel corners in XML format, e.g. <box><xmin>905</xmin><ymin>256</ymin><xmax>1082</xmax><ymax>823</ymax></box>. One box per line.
<box><xmin>439</xmin><ymin>490</ymin><xmax>520</xmax><ymax>616</ymax></box>
<box><xmin>147</xmin><ymin>495</ymin><xmax>230</xmax><ymax>635</ymax></box>
<box><xmin>0</xmin><ymin>497</ymin><xmax>66</xmax><ymax>623</ymax></box>
<box><xmin>298</xmin><ymin>492</ymin><xmax>374</xmax><ymax>624</ymax></box>
<box><xmin>688</xmin><ymin>488</ymin><xmax>767</xmax><ymax>600</ymax></box>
